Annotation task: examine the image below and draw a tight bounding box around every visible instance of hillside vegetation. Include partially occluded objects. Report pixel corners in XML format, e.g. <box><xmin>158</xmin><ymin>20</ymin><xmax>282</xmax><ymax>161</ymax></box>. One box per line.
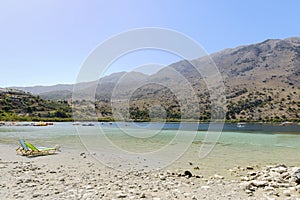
<box><xmin>12</xmin><ymin>37</ymin><xmax>300</xmax><ymax>122</ymax></box>
<box><xmin>0</xmin><ymin>88</ymin><xmax>72</xmax><ymax>121</ymax></box>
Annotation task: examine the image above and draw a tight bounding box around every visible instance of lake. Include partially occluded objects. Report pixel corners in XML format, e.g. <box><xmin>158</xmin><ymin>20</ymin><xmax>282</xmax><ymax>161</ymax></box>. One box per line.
<box><xmin>1</xmin><ymin>122</ymin><xmax>300</xmax><ymax>175</ymax></box>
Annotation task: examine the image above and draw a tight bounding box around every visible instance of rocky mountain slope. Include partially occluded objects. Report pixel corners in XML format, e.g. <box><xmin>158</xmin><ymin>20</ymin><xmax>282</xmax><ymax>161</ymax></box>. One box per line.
<box><xmin>13</xmin><ymin>37</ymin><xmax>300</xmax><ymax>122</ymax></box>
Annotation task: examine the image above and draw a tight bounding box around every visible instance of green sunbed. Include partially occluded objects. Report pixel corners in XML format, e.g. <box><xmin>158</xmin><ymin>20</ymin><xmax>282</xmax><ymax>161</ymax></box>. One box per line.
<box><xmin>16</xmin><ymin>139</ymin><xmax>60</xmax><ymax>157</ymax></box>
<box><xmin>24</xmin><ymin>141</ymin><xmax>59</xmax><ymax>157</ymax></box>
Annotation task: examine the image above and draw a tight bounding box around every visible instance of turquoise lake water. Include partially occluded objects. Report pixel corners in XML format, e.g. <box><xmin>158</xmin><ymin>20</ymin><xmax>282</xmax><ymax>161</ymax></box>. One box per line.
<box><xmin>1</xmin><ymin>122</ymin><xmax>300</xmax><ymax>174</ymax></box>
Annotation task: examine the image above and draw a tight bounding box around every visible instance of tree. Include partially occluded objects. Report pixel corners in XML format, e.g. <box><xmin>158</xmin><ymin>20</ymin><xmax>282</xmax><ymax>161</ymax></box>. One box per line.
<box><xmin>54</xmin><ymin>110</ymin><xmax>69</xmax><ymax>118</ymax></box>
<box><xmin>26</xmin><ymin>106</ymin><xmax>32</xmax><ymax>114</ymax></box>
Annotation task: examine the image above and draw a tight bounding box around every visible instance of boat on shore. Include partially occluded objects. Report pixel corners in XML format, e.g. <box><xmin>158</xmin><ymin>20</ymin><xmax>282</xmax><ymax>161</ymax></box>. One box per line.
<box><xmin>0</xmin><ymin>121</ymin><xmax>54</xmax><ymax>127</ymax></box>
<box><xmin>237</xmin><ymin>122</ymin><xmax>246</xmax><ymax>128</ymax></box>
<box><xmin>280</xmin><ymin>122</ymin><xmax>297</xmax><ymax>126</ymax></box>
<box><xmin>82</xmin><ymin>123</ymin><xmax>95</xmax><ymax>126</ymax></box>
<box><xmin>33</xmin><ymin>122</ymin><xmax>48</xmax><ymax>126</ymax></box>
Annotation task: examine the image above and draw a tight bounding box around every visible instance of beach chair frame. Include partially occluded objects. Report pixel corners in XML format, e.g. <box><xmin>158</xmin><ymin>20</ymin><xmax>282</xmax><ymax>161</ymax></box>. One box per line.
<box><xmin>16</xmin><ymin>139</ymin><xmax>32</xmax><ymax>156</ymax></box>
<box><xmin>24</xmin><ymin>142</ymin><xmax>58</xmax><ymax>157</ymax></box>
<box><xmin>16</xmin><ymin>139</ymin><xmax>60</xmax><ymax>157</ymax></box>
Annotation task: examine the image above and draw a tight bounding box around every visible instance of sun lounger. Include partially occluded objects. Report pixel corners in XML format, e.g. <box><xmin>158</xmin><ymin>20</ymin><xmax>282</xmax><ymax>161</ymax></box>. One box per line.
<box><xmin>16</xmin><ymin>139</ymin><xmax>31</xmax><ymax>156</ymax></box>
<box><xmin>16</xmin><ymin>139</ymin><xmax>60</xmax><ymax>157</ymax></box>
<box><xmin>24</xmin><ymin>142</ymin><xmax>60</xmax><ymax>157</ymax></box>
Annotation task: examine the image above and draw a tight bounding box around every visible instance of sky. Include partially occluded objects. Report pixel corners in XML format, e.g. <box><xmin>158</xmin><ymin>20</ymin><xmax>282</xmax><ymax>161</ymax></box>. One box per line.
<box><xmin>0</xmin><ymin>0</ymin><xmax>300</xmax><ymax>87</ymax></box>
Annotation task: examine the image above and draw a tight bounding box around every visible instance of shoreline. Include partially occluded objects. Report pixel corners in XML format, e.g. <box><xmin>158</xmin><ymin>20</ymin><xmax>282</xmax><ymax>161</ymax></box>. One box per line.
<box><xmin>1</xmin><ymin>123</ymin><xmax>300</xmax><ymax>199</ymax></box>
<box><xmin>1</xmin><ymin>120</ymin><xmax>299</xmax><ymax>126</ymax></box>
<box><xmin>1</xmin><ymin>118</ymin><xmax>300</xmax><ymax>124</ymax></box>
<box><xmin>1</xmin><ymin>144</ymin><xmax>300</xmax><ymax>199</ymax></box>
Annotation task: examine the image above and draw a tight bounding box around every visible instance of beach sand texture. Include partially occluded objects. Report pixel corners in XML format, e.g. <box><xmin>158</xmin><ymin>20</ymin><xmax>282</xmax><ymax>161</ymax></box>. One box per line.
<box><xmin>1</xmin><ymin>143</ymin><xmax>300</xmax><ymax>199</ymax></box>
<box><xmin>1</xmin><ymin>123</ymin><xmax>300</xmax><ymax>199</ymax></box>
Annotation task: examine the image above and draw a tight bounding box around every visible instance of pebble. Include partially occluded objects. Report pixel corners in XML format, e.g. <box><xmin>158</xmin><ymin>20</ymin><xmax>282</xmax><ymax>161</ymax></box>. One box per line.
<box><xmin>117</xmin><ymin>193</ymin><xmax>127</xmax><ymax>198</ymax></box>
<box><xmin>214</xmin><ymin>174</ymin><xmax>224</xmax><ymax>179</ymax></box>
<box><xmin>272</xmin><ymin>167</ymin><xmax>287</xmax><ymax>174</ymax></box>
<box><xmin>245</xmin><ymin>189</ymin><xmax>253</xmax><ymax>194</ymax></box>
<box><xmin>278</xmin><ymin>183</ymin><xmax>290</xmax><ymax>188</ymax></box>
<box><xmin>264</xmin><ymin>186</ymin><xmax>275</xmax><ymax>191</ymax></box>
<box><xmin>3</xmin><ymin>155</ymin><xmax>300</xmax><ymax>199</ymax></box>
<box><xmin>59</xmin><ymin>177</ymin><xmax>65</xmax><ymax>182</ymax></box>
<box><xmin>239</xmin><ymin>182</ymin><xmax>251</xmax><ymax>190</ymax></box>
<box><xmin>32</xmin><ymin>193</ymin><xmax>41</xmax><ymax>198</ymax></box>
<box><xmin>283</xmin><ymin>189</ymin><xmax>291</xmax><ymax>196</ymax></box>
<box><xmin>140</xmin><ymin>193</ymin><xmax>146</xmax><ymax>198</ymax></box>
<box><xmin>184</xmin><ymin>170</ymin><xmax>192</xmax><ymax>178</ymax></box>
<box><xmin>293</xmin><ymin>168</ymin><xmax>300</xmax><ymax>183</ymax></box>
<box><xmin>86</xmin><ymin>185</ymin><xmax>93</xmax><ymax>190</ymax></box>
<box><xmin>251</xmin><ymin>180</ymin><xmax>268</xmax><ymax>187</ymax></box>
<box><xmin>288</xmin><ymin>187</ymin><xmax>296</xmax><ymax>192</ymax></box>
<box><xmin>153</xmin><ymin>198</ymin><xmax>161</xmax><ymax>200</ymax></box>
<box><xmin>269</xmin><ymin>171</ymin><xmax>280</xmax><ymax>178</ymax></box>
<box><xmin>241</xmin><ymin>176</ymin><xmax>249</xmax><ymax>181</ymax></box>
<box><xmin>234</xmin><ymin>164</ymin><xmax>300</xmax><ymax>197</ymax></box>
<box><xmin>201</xmin><ymin>186</ymin><xmax>210</xmax><ymax>190</ymax></box>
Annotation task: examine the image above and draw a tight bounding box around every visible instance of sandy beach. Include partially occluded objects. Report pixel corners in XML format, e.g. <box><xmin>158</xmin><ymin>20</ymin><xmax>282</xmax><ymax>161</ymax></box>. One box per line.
<box><xmin>1</xmin><ymin>143</ymin><xmax>300</xmax><ymax>200</ymax></box>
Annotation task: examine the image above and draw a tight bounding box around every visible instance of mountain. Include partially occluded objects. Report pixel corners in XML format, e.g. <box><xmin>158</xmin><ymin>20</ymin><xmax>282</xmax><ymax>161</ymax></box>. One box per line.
<box><xmin>11</xmin><ymin>37</ymin><xmax>300</xmax><ymax>122</ymax></box>
<box><xmin>14</xmin><ymin>71</ymin><xmax>149</xmax><ymax>100</ymax></box>
<box><xmin>176</xmin><ymin>37</ymin><xmax>300</xmax><ymax>121</ymax></box>
<box><xmin>212</xmin><ymin>37</ymin><xmax>300</xmax><ymax>87</ymax></box>
<box><xmin>0</xmin><ymin>88</ymin><xmax>72</xmax><ymax>121</ymax></box>
<box><xmin>161</xmin><ymin>37</ymin><xmax>299</xmax><ymax>121</ymax></box>
<box><xmin>13</xmin><ymin>84</ymin><xmax>74</xmax><ymax>95</ymax></box>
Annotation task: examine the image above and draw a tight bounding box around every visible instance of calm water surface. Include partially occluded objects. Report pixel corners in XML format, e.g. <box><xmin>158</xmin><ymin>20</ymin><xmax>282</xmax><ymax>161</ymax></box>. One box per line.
<box><xmin>1</xmin><ymin>122</ymin><xmax>300</xmax><ymax>174</ymax></box>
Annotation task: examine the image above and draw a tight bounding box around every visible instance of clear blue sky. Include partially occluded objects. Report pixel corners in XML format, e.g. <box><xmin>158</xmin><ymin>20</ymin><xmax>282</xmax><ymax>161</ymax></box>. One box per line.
<box><xmin>1</xmin><ymin>0</ymin><xmax>299</xmax><ymax>87</ymax></box>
